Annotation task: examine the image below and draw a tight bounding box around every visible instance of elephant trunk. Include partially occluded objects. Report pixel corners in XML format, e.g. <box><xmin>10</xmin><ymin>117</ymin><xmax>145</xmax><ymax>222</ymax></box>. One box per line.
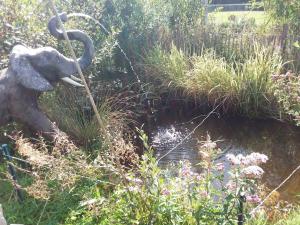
<box><xmin>48</xmin><ymin>13</ymin><xmax>95</xmax><ymax>74</ymax></box>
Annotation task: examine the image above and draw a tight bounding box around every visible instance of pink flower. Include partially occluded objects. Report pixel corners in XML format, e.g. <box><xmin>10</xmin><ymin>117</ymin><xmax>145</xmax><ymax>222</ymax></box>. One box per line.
<box><xmin>161</xmin><ymin>188</ymin><xmax>170</xmax><ymax>196</ymax></box>
<box><xmin>226</xmin><ymin>154</ymin><xmax>241</xmax><ymax>165</ymax></box>
<box><xmin>242</xmin><ymin>165</ymin><xmax>264</xmax><ymax>179</ymax></box>
<box><xmin>181</xmin><ymin>167</ymin><xmax>192</xmax><ymax>177</ymax></box>
<box><xmin>246</xmin><ymin>194</ymin><xmax>261</xmax><ymax>203</ymax></box>
<box><xmin>245</xmin><ymin>153</ymin><xmax>268</xmax><ymax>165</ymax></box>
<box><xmin>181</xmin><ymin>161</ymin><xmax>193</xmax><ymax>177</ymax></box>
<box><xmin>200</xmin><ymin>190</ymin><xmax>208</xmax><ymax>198</ymax></box>
<box><xmin>215</xmin><ymin>162</ymin><xmax>224</xmax><ymax>171</ymax></box>
<box><xmin>225</xmin><ymin>181</ymin><xmax>237</xmax><ymax>191</ymax></box>
<box><xmin>196</xmin><ymin>174</ymin><xmax>204</xmax><ymax>181</ymax></box>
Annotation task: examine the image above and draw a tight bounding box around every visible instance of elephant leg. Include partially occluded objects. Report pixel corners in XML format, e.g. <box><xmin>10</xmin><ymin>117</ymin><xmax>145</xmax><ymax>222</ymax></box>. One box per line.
<box><xmin>15</xmin><ymin>107</ymin><xmax>58</xmax><ymax>139</ymax></box>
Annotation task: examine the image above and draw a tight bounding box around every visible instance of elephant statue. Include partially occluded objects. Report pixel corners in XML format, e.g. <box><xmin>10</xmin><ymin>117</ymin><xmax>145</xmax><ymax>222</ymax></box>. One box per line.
<box><xmin>0</xmin><ymin>12</ymin><xmax>95</xmax><ymax>138</ymax></box>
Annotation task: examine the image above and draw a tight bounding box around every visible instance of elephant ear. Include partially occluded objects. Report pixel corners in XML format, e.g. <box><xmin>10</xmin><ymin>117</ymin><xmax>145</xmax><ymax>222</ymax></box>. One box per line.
<box><xmin>10</xmin><ymin>47</ymin><xmax>54</xmax><ymax>92</ymax></box>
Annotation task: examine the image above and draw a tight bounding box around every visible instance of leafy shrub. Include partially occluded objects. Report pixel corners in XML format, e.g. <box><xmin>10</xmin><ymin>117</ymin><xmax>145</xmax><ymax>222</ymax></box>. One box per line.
<box><xmin>272</xmin><ymin>71</ymin><xmax>300</xmax><ymax>125</ymax></box>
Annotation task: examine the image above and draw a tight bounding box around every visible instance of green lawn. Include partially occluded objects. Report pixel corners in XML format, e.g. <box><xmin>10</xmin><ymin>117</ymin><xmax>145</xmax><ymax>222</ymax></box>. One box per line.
<box><xmin>209</xmin><ymin>11</ymin><xmax>267</xmax><ymax>25</ymax></box>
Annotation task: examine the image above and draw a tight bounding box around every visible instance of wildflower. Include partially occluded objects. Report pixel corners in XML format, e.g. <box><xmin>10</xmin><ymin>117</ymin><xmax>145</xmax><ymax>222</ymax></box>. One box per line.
<box><xmin>215</xmin><ymin>162</ymin><xmax>224</xmax><ymax>171</ymax></box>
<box><xmin>196</xmin><ymin>174</ymin><xmax>203</xmax><ymax>181</ymax></box>
<box><xmin>128</xmin><ymin>186</ymin><xmax>139</xmax><ymax>192</ymax></box>
<box><xmin>181</xmin><ymin>161</ymin><xmax>193</xmax><ymax>177</ymax></box>
<box><xmin>200</xmin><ymin>190</ymin><xmax>208</xmax><ymax>198</ymax></box>
<box><xmin>161</xmin><ymin>188</ymin><xmax>170</xmax><ymax>196</ymax></box>
<box><xmin>225</xmin><ymin>181</ymin><xmax>237</xmax><ymax>191</ymax></box>
<box><xmin>236</xmin><ymin>154</ymin><xmax>246</xmax><ymax>164</ymax></box>
<box><xmin>242</xmin><ymin>165</ymin><xmax>264</xmax><ymax>179</ymax></box>
<box><xmin>245</xmin><ymin>153</ymin><xmax>268</xmax><ymax>165</ymax></box>
<box><xmin>226</xmin><ymin>153</ymin><xmax>241</xmax><ymax>165</ymax></box>
<box><xmin>246</xmin><ymin>194</ymin><xmax>261</xmax><ymax>204</ymax></box>
<box><xmin>126</xmin><ymin>177</ymin><xmax>143</xmax><ymax>185</ymax></box>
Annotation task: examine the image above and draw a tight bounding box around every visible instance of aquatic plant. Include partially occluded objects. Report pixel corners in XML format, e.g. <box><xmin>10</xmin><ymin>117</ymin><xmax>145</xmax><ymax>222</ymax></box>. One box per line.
<box><xmin>143</xmin><ymin>44</ymin><xmax>283</xmax><ymax>118</ymax></box>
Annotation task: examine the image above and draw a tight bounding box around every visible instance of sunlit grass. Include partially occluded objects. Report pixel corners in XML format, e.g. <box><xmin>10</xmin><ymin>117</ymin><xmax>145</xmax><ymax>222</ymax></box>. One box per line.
<box><xmin>143</xmin><ymin>44</ymin><xmax>283</xmax><ymax>117</ymax></box>
<box><xmin>209</xmin><ymin>11</ymin><xmax>267</xmax><ymax>25</ymax></box>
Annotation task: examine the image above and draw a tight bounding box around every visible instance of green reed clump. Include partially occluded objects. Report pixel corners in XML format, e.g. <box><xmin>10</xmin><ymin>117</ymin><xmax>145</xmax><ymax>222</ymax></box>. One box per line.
<box><xmin>235</xmin><ymin>46</ymin><xmax>282</xmax><ymax>117</ymax></box>
<box><xmin>185</xmin><ymin>51</ymin><xmax>236</xmax><ymax>105</ymax></box>
<box><xmin>144</xmin><ymin>44</ymin><xmax>189</xmax><ymax>91</ymax></box>
<box><xmin>143</xmin><ymin>44</ymin><xmax>284</xmax><ymax>118</ymax></box>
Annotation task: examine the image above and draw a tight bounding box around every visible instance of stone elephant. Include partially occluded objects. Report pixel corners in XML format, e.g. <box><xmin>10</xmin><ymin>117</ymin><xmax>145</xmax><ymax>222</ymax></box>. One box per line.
<box><xmin>0</xmin><ymin>12</ymin><xmax>95</xmax><ymax>138</ymax></box>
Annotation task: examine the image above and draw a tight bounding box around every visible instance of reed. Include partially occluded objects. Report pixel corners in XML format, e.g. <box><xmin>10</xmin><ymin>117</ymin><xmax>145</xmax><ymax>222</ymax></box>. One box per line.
<box><xmin>40</xmin><ymin>88</ymin><xmax>131</xmax><ymax>151</ymax></box>
<box><xmin>143</xmin><ymin>44</ymin><xmax>283</xmax><ymax>118</ymax></box>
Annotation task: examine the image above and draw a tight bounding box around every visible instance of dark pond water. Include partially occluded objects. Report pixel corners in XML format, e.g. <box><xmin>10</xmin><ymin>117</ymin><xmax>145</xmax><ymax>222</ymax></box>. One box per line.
<box><xmin>150</xmin><ymin>115</ymin><xmax>300</xmax><ymax>203</ymax></box>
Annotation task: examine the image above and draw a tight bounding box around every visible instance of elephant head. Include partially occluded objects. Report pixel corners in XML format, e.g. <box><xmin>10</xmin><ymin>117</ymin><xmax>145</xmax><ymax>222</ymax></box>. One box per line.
<box><xmin>9</xmin><ymin>12</ymin><xmax>95</xmax><ymax>92</ymax></box>
<box><xmin>0</xmin><ymin>12</ymin><xmax>95</xmax><ymax>138</ymax></box>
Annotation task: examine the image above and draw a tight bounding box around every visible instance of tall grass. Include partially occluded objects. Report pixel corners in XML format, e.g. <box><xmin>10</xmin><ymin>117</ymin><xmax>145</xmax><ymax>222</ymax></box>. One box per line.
<box><xmin>143</xmin><ymin>44</ymin><xmax>283</xmax><ymax>118</ymax></box>
<box><xmin>186</xmin><ymin>51</ymin><xmax>236</xmax><ymax>106</ymax></box>
<box><xmin>40</xmin><ymin>87</ymin><xmax>131</xmax><ymax>151</ymax></box>
<box><xmin>235</xmin><ymin>46</ymin><xmax>282</xmax><ymax>116</ymax></box>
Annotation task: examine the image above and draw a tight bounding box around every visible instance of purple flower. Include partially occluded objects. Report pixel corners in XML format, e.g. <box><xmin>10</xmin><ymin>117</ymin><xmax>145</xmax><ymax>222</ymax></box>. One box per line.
<box><xmin>161</xmin><ymin>188</ymin><xmax>170</xmax><ymax>196</ymax></box>
<box><xmin>246</xmin><ymin>194</ymin><xmax>261</xmax><ymax>203</ymax></box>
<box><xmin>215</xmin><ymin>162</ymin><xmax>224</xmax><ymax>171</ymax></box>
<box><xmin>225</xmin><ymin>181</ymin><xmax>237</xmax><ymax>191</ymax></box>
<box><xmin>242</xmin><ymin>165</ymin><xmax>264</xmax><ymax>179</ymax></box>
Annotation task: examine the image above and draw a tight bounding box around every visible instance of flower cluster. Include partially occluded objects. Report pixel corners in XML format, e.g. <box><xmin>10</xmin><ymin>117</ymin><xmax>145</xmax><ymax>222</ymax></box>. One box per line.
<box><xmin>225</xmin><ymin>152</ymin><xmax>269</xmax><ymax>204</ymax></box>
<box><xmin>180</xmin><ymin>161</ymin><xmax>199</xmax><ymax>178</ymax></box>
<box><xmin>241</xmin><ymin>165</ymin><xmax>264</xmax><ymax>179</ymax></box>
<box><xmin>226</xmin><ymin>152</ymin><xmax>268</xmax><ymax>166</ymax></box>
<box><xmin>246</xmin><ymin>194</ymin><xmax>261</xmax><ymax>204</ymax></box>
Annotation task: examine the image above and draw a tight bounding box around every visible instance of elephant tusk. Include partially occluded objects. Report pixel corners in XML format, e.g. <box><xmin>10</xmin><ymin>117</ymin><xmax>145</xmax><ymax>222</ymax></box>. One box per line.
<box><xmin>61</xmin><ymin>77</ymin><xmax>84</xmax><ymax>87</ymax></box>
<box><xmin>70</xmin><ymin>75</ymin><xmax>83</xmax><ymax>82</ymax></box>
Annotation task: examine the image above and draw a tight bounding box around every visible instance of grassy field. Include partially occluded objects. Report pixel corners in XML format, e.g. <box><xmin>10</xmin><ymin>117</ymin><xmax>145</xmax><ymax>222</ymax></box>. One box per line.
<box><xmin>209</xmin><ymin>11</ymin><xmax>267</xmax><ymax>25</ymax></box>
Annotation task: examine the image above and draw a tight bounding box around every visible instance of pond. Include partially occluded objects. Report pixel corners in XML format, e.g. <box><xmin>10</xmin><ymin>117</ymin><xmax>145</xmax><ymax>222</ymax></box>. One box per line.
<box><xmin>150</xmin><ymin>114</ymin><xmax>300</xmax><ymax>203</ymax></box>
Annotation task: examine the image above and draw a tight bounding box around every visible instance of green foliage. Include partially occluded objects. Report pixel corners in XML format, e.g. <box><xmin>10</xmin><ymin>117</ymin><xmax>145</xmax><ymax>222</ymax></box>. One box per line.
<box><xmin>143</xmin><ymin>44</ymin><xmax>283</xmax><ymax>118</ymax></box>
<box><xmin>0</xmin><ymin>162</ymin><xmax>95</xmax><ymax>225</ymax></box>
<box><xmin>40</xmin><ymin>88</ymin><xmax>130</xmax><ymax>152</ymax></box>
<box><xmin>235</xmin><ymin>46</ymin><xmax>282</xmax><ymax>116</ymax></box>
<box><xmin>275</xmin><ymin>207</ymin><xmax>300</xmax><ymax>225</ymax></box>
<box><xmin>61</xmin><ymin>133</ymin><xmax>269</xmax><ymax>225</ymax></box>
<box><xmin>273</xmin><ymin>71</ymin><xmax>300</xmax><ymax>125</ymax></box>
<box><xmin>263</xmin><ymin>0</ymin><xmax>300</xmax><ymax>32</ymax></box>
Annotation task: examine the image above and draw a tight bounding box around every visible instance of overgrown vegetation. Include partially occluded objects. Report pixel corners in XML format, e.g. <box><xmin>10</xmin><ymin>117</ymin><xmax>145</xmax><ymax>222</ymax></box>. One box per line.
<box><xmin>0</xmin><ymin>0</ymin><xmax>299</xmax><ymax>224</ymax></box>
<box><xmin>144</xmin><ymin>44</ymin><xmax>284</xmax><ymax>118</ymax></box>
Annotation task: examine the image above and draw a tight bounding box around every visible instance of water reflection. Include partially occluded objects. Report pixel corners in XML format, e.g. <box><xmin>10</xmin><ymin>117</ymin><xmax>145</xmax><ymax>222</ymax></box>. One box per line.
<box><xmin>150</xmin><ymin>115</ymin><xmax>300</xmax><ymax>202</ymax></box>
